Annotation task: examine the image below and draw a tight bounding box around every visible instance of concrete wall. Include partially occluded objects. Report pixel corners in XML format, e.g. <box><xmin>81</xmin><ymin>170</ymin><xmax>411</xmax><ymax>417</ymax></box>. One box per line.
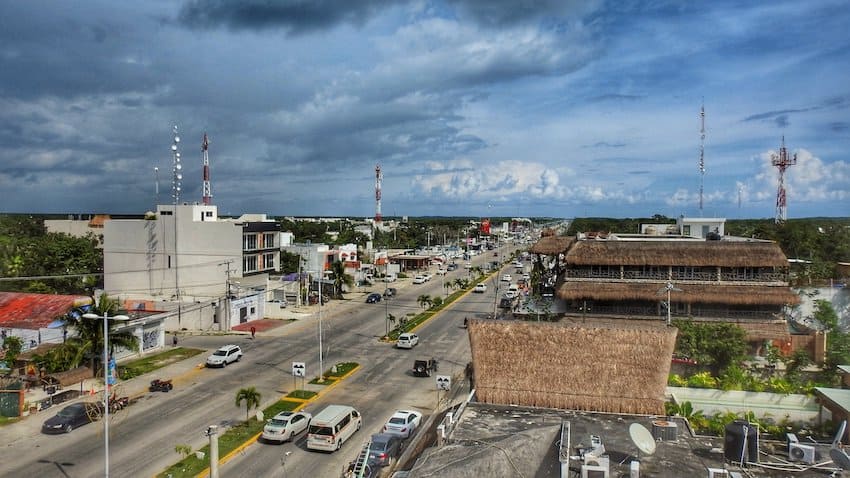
<box><xmin>104</xmin><ymin>212</ymin><xmax>242</xmax><ymax>299</ymax></box>
<box><xmin>667</xmin><ymin>386</ymin><xmax>825</xmax><ymax>423</ymax></box>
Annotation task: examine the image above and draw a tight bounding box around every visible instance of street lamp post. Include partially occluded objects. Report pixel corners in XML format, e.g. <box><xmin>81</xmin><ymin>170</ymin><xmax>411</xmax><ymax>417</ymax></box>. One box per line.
<box><xmin>83</xmin><ymin>311</ymin><xmax>129</xmax><ymax>478</ymax></box>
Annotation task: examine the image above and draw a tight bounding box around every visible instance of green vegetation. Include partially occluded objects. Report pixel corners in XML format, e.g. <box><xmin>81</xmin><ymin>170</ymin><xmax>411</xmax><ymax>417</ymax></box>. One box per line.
<box><xmin>673</xmin><ymin>320</ymin><xmax>748</xmax><ymax>374</ymax></box>
<box><xmin>116</xmin><ymin>347</ymin><xmax>204</xmax><ymax>380</ymax></box>
<box><xmin>309</xmin><ymin>361</ymin><xmax>359</xmax><ymax>384</ymax></box>
<box><xmin>285</xmin><ymin>390</ymin><xmax>317</xmax><ymax>400</ymax></box>
<box><xmin>159</xmin><ymin>399</ymin><xmax>303</xmax><ymax>478</ymax></box>
<box><xmin>235</xmin><ymin>387</ymin><xmax>262</xmax><ymax>421</ymax></box>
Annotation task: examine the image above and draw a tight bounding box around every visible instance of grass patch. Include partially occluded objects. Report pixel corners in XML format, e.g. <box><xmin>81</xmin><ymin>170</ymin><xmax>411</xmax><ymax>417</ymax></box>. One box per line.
<box><xmin>118</xmin><ymin>347</ymin><xmax>204</xmax><ymax>380</ymax></box>
<box><xmin>0</xmin><ymin>416</ymin><xmax>20</xmax><ymax>427</ymax></box>
<box><xmin>309</xmin><ymin>376</ymin><xmax>337</xmax><ymax>385</ymax></box>
<box><xmin>309</xmin><ymin>361</ymin><xmax>359</xmax><ymax>384</ymax></box>
<box><xmin>286</xmin><ymin>389</ymin><xmax>317</xmax><ymax>400</ymax></box>
<box><xmin>157</xmin><ymin>399</ymin><xmax>301</xmax><ymax>478</ymax></box>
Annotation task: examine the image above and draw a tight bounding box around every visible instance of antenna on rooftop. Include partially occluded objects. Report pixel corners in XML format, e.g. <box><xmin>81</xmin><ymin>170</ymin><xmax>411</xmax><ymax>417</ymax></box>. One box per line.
<box><xmin>375</xmin><ymin>164</ymin><xmax>383</xmax><ymax>224</ymax></box>
<box><xmin>657</xmin><ymin>282</ymin><xmax>683</xmax><ymax>326</ymax></box>
<box><xmin>698</xmin><ymin>102</ymin><xmax>706</xmax><ymax>215</ymax></box>
<box><xmin>201</xmin><ymin>132</ymin><xmax>212</xmax><ymax>205</ymax></box>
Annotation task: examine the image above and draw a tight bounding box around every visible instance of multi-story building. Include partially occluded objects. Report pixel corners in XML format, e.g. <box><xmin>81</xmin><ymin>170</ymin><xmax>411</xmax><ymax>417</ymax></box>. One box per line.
<box><xmin>530</xmin><ymin>225</ymin><xmax>802</xmax><ymax>349</ymax></box>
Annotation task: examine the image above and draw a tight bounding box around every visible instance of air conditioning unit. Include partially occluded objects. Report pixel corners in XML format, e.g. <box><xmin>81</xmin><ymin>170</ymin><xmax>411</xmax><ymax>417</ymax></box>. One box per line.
<box><xmin>786</xmin><ymin>433</ymin><xmax>799</xmax><ymax>453</ymax></box>
<box><xmin>706</xmin><ymin>469</ymin><xmax>729</xmax><ymax>478</ymax></box>
<box><xmin>789</xmin><ymin>443</ymin><xmax>816</xmax><ymax>464</ymax></box>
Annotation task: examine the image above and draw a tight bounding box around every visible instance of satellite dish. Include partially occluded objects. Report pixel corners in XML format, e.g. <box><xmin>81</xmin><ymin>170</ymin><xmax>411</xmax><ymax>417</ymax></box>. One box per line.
<box><xmin>830</xmin><ymin>448</ymin><xmax>850</xmax><ymax>470</ymax></box>
<box><xmin>629</xmin><ymin>423</ymin><xmax>657</xmax><ymax>456</ymax></box>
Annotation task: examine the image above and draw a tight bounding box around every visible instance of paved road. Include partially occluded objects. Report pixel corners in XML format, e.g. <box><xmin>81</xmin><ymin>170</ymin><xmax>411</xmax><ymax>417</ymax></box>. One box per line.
<box><xmin>0</xmin><ymin>242</ymin><xmax>520</xmax><ymax>478</ymax></box>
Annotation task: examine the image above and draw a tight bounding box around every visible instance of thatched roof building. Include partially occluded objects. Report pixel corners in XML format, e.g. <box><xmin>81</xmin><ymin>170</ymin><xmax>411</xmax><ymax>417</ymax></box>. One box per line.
<box><xmin>529</xmin><ymin>235</ymin><xmax>574</xmax><ymax>255</ymax></box>
<box><xmin>557</xmin><ymin>281</ymin><xmax>800</xmax><ymax>306</ymax></box>
<box><xmin>564</xmin><ymin>240</ymin><xmax>789</xmax><ymax>268</ymax></box>
<box><xmin>468</xmin><ymin>320</ymin><xmax>677</xmax><ymax>415</ymax></box>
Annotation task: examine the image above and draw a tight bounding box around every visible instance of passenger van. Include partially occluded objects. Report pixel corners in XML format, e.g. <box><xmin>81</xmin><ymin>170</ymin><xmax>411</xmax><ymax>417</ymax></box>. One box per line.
<box><xmin>306</xmin><ymin>405</ymin><xmax>361</xmax><ymax>452</ymax></box>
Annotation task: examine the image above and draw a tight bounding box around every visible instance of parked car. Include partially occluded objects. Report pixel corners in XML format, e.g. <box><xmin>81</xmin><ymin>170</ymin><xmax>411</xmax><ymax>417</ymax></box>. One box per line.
<box><xmin>501</xmin><ymin>274</ymin><xmax>512</xmax><ymax>282</ymax></box>
<box><xmin>413</xmin><ymin>275</ymin><xmax>427</xmax><ymax>284</ymax></box>
<box><xmin>262</xmin><ymin>411</ymin><xmax>312</xmax><ymax>443</ymax></box>
<box><xmin>271</xmin><ymin>299</ymin><xmax>288</xmax><ymax>308</ymax></box>
<box><xmin>473</xmin><ymin>283</ymin><xmax>487</xmax><ymax>293</ymax></box>
<box><xmin>412</xmin><ymin>358</ymin><xmax>438</xmax><ymax>377</ymax></box>
<box><xmin>396</xmin><ymin>333</ymin><xmax>419</xmax><ymax>349</ymax></box>
<box><xmin>446</xmin><ymin>263</ymin><xmax>458</xmax><ymax>271</ymax></box>
<box><xmin>382</xmin><ymin>410</ymin><xmax>422</xmax><ymax>438</ymax></box>
<box><xmin>423</xmin><ymin>273</ymin><xmax>432</xmax><ymax>281</ymax></box>
<box><xmin>435</xmin><ymin>268</ymin><xmax>447</xmax><ymax>275</ymax></box>
<box><xmin>368</xmin><ymin>433</ymin><xmax>403</xmax><ymax>467</ymax></box>
<box><xmin>383</xmin><ymin>287</ymin><xmax>397</xmax><ymax>298</ymax></box>
<box><xmin>205</xmin><ymin>344</ymin><xmax>243</xmax><ymax>367</ymax></box>
<box><xmin>503</xmin><ymin>290</ymin><xmax>518</xmax><ymax>300</ymax></box>
<box><xmin>366</xmin><ymin>293</ymin><xmax>382</xmax><ymax>303</ymax></box>
<box><xmin>42</xmin><ymin>402</ymin><xmax>102</xmax><ymax>434</ymax></box>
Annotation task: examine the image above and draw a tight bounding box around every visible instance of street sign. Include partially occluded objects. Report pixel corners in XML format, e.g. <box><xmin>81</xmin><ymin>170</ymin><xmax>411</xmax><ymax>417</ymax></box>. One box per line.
<box><xmin>292</xmin><ymin>362</ymin><xmax>306</xmax><ymax>377</ymax></box>
<box><xmin>436</xmin><ymin>375</ymin><xmax>451</xmax><ymax>391</ymax></box>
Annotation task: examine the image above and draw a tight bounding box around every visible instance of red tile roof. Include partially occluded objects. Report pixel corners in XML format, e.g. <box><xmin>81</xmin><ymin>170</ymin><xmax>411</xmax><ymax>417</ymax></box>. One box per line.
<box><xmin>0</xmin><ymin>292</ymin><xmax>92</xmax><ymax>330</ymax></box>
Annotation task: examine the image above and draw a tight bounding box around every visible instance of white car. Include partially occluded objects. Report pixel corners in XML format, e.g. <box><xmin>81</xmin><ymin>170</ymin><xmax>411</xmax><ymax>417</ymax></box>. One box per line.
<box><xmin>413</xmin><ymin>275</ymin><xmax>427</xmax><ymax>284</ymax></box>
<box><xmin>503</xmin><ymin>290</ymin><xmax>518</xmax><ymax>300</ymax></box>
<box><xmin>423</xmin><ymin>273</ymin><xmax>433</xmax><ymax>281</ymax></box>
<box><xmin>382</xmin><ymin>410</ymin><xmax>423</xmax><ymax>438</ymax></box>
<box><xmin>396</xmin><ymin>333</ymin><xmax>419</xmax><ymax>349</ymax></box>
<box><xmin>435</xmin><ymin>269</ymin><xmax>447</xmax><ymax>275</ymax></box>
<box><xmin>501</xmin><ymin>274</ymin><xmax>512</xmax><ymax>282</ymax></box>
<box><xmin>205</xmin><ymin>344</ymin><xmax>243</xmax><ymax>367</ymax></box>
<box><xmin>262</xmin><ymin>411</ymin><xmax>312</xmax><ymax>443</ymax></box>
<box><xmin>473</xmin><ymin>283</ymin><xmax>487</xmax><ymax>293</ymax></box>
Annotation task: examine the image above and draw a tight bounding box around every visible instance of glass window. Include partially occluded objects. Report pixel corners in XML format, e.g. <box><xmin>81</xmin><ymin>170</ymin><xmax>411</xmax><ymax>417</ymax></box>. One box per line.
<box><xmin>243</xmin><ymin>234</ymin><xmax>257</xmax><ymax>251</ymax></box>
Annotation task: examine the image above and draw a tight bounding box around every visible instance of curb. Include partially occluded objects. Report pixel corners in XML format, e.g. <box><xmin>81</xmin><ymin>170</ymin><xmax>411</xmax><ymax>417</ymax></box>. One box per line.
<box><xmin>194</xmin><ymin>364</ymin><xmax>362</xmax><ymax>478</ymax></box>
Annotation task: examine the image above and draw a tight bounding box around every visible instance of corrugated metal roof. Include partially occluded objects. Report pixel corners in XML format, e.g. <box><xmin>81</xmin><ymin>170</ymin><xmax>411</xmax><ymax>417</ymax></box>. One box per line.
<box><xmin>0</xmin><ymin>292</ymin><xmax>92</xmax><ymax>330</ymax></box>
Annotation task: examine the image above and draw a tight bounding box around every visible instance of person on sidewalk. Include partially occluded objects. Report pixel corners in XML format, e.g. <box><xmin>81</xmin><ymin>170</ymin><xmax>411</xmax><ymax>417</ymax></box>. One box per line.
<box><xmin>250</xmin><ymin>326</ymin><xmax>256</xmax><ymax>339</ymax></box>
<box><xmin>172</xmin><ymin>333</ymin><xmax>178</xmax><ymax>347</ymax></box>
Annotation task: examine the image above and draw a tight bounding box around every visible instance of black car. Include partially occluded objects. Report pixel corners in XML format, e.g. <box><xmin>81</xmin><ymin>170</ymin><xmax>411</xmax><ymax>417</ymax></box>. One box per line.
<box><xmin>383</xmin><ymin>287</ymin><xmax>397</xmax><ymax>298</ymax></box>
<box><xmin>446</xmin><ymin>263</ymin><xmax>458</xmax><ymax>271</ymax></box>
<box><xmin>412</xmin><ymin>358</ymin><xmax>438</xmax><ymax>377</ymax></box>
<box><xmin>368</xmin><ymin>433</ymin><xmax>403</xmax><ymax>467</ymax></box>
<box><xmin>366</xmin><ymin>293</ymin><xmax>382</xmax><ymax>303</ymax></box>
<box><xmin>42</xmin><ymin>402</ymin><xmax>102</xmax><ymax>434</ymax></box>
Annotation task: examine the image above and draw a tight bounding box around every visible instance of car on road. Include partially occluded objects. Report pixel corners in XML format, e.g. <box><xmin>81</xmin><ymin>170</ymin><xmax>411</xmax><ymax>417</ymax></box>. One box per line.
<box><xmin>368</xmin><ymin>433</ymin><xmax>403</xmax><ymax>467</ymax></box>
<box><xmin>503</xmin><ymin>290</ymin><xmax>518</xmax><ymax>300</ymax></box>
<box><xmin>366</xmin><ymin>293</ymin><xmax>382</xmax><ymax>303</ymax></box>
<box><xmin>396</xmin><ymin>333</ymin><xmax>419</xmax><ymax>349</ymax></box>
<box><xmin>262</xmin><ymin>411</ymin><xmax>312</xmax><ymax>443</ymax></box>
<box><xmin>412</xmin><ymin>275</ymin><xmax>426</xmax><ymax>284</ymax></box>
<box><xmin>435</xmin><ymin>268</ymin><xmax>447</xmax><ymax>275</ymax></box>
<box><xmin>412</xmin><ymin>358</ymin><xmax>438</xmax><ymax>377</ymax></box>
<box><xmin>501</xmin><ymin>274</ymin><xmax>512</xmax><ymax>282</ymax></box>
<box><xmin>473</xmin><ymin>283</ymin><xmax>487</xmax><ymax>293</ymax></box>
<box><xmin>383</xmin><ymin>287</ymin><xmax>397</xmax><ymax>298</ymax></box>
<box><xmin>423</xmin><ymin>273</ymin><xmax>433</xmax><ymax>281</ymax></box>
<box><xmin>42</xmin><ymin>402</ymin><xmax>102</xmax><ymax>434</ymax></box>
<box><xmin>382</xmin><ymin>410</ymin><xmax>422</xmax><ymax>438</ymax></box>
<box><xmin>205</xmin><ymin>344</ymin><xmax>243</xmax><ymax>367</ymax></box>
<box><xmin>446</xmin><ymin>263</ymin><xmax>458</xmax><ymax>271</ymax></box>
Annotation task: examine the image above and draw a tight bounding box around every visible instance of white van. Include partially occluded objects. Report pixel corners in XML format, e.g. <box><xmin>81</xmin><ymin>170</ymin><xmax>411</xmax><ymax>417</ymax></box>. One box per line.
<box><xmin>306</xmin><ymin>405</ymin><xmax>362</xmax><ymax>452</ymax></box>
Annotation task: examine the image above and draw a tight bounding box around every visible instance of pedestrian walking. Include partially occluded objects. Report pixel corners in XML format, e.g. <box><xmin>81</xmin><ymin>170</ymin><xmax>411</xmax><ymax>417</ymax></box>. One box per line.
<box><xmin>250</xmin><ymin>326</ymin><xmax>256</xmax><ymax>339</ymax></box>
<box><xmin>172</xmin><ymin>333</ymin><xmax>178</xmax><ymax>347</ymax></box>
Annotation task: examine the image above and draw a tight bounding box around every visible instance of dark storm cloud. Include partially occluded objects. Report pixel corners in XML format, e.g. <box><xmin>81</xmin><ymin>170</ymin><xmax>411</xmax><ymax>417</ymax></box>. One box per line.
<box><xmin>774</xmin><ymin>115</ymin><xmax>789</xmax><ymax>128</ymax></box>
<box><xmin>446</xmin><ymin>0</ymin><xmax>589</xmax><ymax>27</ymax></box>
<box><xmin>742</xmin><ymin>108</ymin><xmax>810</xmax><ymax>122</ymax></box>
<box><xmin>177</xmin><ymin>0</ymin><xmax>396</xmax><ymax>33</ymax></box>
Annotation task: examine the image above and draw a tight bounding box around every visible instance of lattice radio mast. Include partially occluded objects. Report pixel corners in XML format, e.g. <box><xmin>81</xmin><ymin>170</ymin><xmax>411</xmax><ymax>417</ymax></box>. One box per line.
<box><xmin>375</xmin><ymin>164</ymin><xmax>383</xmax><ymax>224</ymax></box>
<box><xmin>698</xmin><ymin>103</ymin><xmax>706</xmax><ymax>215</ymax></box>
<box><xmin>202</xmin><ymin>132</ymin><xmax>212</xmax><ymax>205</ymax></box>
<box><xmin>772</xmin><ymin>136</ymin><xmax>796</xmax><ymax>224</ymax></box>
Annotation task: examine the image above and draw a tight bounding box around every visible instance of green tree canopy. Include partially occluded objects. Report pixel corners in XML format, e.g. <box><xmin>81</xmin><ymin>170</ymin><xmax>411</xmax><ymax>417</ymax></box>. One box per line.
<box><xmin>673</xmin><ymin>320</ymin><xmax>748</xmax><ymax>374</ymax></box>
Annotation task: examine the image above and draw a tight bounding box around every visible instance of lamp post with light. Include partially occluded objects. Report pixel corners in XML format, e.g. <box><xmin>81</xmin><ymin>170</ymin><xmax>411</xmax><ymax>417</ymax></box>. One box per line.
<box><xmin>82</xmin><ymin>311</ymin><xmax>129</xmax><ymax>478</ymax></box>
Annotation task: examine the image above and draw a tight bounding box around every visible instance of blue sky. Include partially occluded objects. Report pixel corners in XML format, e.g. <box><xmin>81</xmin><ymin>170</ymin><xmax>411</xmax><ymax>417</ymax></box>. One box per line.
<box><xmin>0</xmin><ymin>0</ymin><xmax>848</xmax><ymax>219</ymax></box>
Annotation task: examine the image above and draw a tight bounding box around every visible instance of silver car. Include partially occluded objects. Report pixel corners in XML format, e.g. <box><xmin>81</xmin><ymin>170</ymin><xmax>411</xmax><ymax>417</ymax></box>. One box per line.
<box><xmin>262</xmin><ymin>411</ymin><xmax>312</xmax><ymax>443</ymax></box>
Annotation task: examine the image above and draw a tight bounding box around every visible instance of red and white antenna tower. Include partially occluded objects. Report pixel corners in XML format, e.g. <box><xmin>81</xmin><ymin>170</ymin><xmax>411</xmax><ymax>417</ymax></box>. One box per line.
<box><xmin>698</xmin><ymin>103</ymin><xmax>705</xmax><ymax>215</ymax></box>
<box><xmin>772</xmin><ymin>136</ymin><xmax>796</xmax><ymax>224</ymax></box>
<box><xmin>374</xmin><ymin>164</ymin><xmax>382</xmax><ymax>223</ymax></box>
<box><xmin>201</xmin><ymin>132</ymin><xmax>212</xmax><ymax>205</ymax></box>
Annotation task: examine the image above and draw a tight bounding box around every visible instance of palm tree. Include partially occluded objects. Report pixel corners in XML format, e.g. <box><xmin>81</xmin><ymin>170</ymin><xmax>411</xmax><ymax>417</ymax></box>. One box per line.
<box><xmin>235</xmin><ymin>386</ymin><xmax>262</xmax><ymax>421</ymax></box>
<box><xmin>330</xmin><ymin>261</ymin><xmax>354</xmax><ymax>299</ymax></box>
<box><xmin>64</xmin><ymin>292</ymin><xmax>139</xmax><ymax>375</ymax></box>
<box><xmin>417</xmin><ymin>295</ymin><xmax>432</xmax><ymax>309</ymax></box>
<box><xmin>453</xmin><ymin>278</ymin><xmax>465</xmax><ymax>290</ymax></box>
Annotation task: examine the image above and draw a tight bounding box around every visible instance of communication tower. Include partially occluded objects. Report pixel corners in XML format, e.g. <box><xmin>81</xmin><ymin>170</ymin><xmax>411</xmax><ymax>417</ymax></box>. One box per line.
<box><xmin>771</xmin><ymin>136</ymin><xmax>797</xmax><ymax>224</ymax></box>
<box><xmin>375</xmin><ymin>164</ymin><xmax>382</xmax><ymax>223</ymax></box>
<box><xmin>202</xmin><ymin>133</ymin><xmax>212</xmax><ymax>205</ymax></box>
<box><xmin>698</xmin><ymin>104</ymin><xmax>706</xmax><ymax>215</ymax></box>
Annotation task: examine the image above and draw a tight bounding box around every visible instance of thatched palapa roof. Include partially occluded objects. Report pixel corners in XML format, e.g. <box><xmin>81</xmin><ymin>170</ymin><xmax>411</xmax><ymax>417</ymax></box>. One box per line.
<box><xmin>565</xmin><ymin>240</ymin><xmax>789</xmax><ymax>267</ymax></box>
<box><xmin>557</xmin><ymin>281</ymin><xmax>800</xmax><ymax>305</ymax></box>
<box><xmin>529</xmin><ymin>235</ymin><xmax>575</xmax><ymax>255</ymax></box>
<box><xmin>468</xmin><ymin>320</ymin><xmax>677</xmax><ymax>415</ymax></box>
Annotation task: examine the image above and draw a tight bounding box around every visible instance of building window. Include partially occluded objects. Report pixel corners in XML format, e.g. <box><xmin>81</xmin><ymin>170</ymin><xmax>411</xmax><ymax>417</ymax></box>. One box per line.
<box><xmin>683</xmin><ymin>225</ymin><xmax>691</xmax><ymax>236</ymax></box>
<box><xmin>263</xmin><ymin>252</ymin><xmax>275</xmax><ymax>270</ymax></box>
<box><xmin>205</xmin><ymin>211</ymin><xmax>213</xmax><ymax>217</ymax></box>
<box><xmin>263</xmin><ymin>232</ymin><xmax>275</xmax><ymax>248</ymax></box>
<box><xmin>160</xmin><ymin>211</ymin><xmax>173</xmax><ymax>216</ymax></box>
<box><xmin>243</xmin><ymin>255</ymin><xmax>258</xmax><ymax>273</ymax></box>
<box><xmin>243</xmin><ymin>234</ymin><xmax>257</xmax><ymax>251</ymax></box>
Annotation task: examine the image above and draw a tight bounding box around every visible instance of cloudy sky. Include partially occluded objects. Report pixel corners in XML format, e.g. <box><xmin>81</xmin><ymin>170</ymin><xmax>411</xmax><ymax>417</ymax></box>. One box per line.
<box><xmin>1</xmin><ymin>1</ymin><xmax>848</xmax><ymax>219</ymax></box>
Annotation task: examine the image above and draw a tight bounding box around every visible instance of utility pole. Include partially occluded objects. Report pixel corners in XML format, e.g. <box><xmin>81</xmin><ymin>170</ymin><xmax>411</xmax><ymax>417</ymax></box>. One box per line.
<box><xmin>218</xmin><ymin>260</ymin><xmax>235</xmax><ymax>331</ymax></box>
<box><xmin>206</xmin><ymin>425</ymin><xmax>219</xmax><ymax>478</ymax></box>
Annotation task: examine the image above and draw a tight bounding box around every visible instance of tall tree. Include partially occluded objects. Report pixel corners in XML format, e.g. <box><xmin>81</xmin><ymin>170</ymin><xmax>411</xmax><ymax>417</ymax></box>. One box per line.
<box><xmin>64</xmin><ymin>293</ymin><xmax>139</xmax><ymax>375</ymax></box>
<box><xmin>330</xmin><ymin>261</ymin><xmax>354</xmax><ymax>299</ymax></box>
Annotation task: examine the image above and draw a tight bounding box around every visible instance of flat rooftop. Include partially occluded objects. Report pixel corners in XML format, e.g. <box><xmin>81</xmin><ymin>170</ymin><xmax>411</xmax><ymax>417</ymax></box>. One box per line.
<box><xmin>406</xmin><ymin>403</ymin><xmax>846</xmax><ymax>478</ymax></box>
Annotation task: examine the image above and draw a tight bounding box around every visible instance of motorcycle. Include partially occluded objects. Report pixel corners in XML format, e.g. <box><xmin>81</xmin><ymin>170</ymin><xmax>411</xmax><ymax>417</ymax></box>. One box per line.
<box><xmin>109</xmin><ymin>395</ymin><xmax>129</xmax><ymax>412</ymax></box>
<box><xmin>149</xmin><ymin>379</ymin><xmax>173</xmax><ymax>392</ymax></box>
